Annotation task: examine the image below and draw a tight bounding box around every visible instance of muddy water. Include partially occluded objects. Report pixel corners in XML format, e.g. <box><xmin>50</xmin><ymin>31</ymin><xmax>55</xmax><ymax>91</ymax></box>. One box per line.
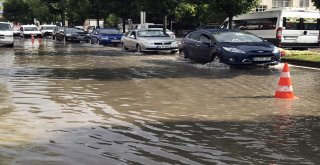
<box><xmin>0</xmin><ymin>39</ymin><xmax>319</xmax><ymax>165</ymax></box>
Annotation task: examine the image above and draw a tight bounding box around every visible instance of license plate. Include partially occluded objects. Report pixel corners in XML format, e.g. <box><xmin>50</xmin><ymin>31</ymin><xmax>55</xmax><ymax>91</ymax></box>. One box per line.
<box><xmin>253</xmin><ymin>57</ymin><xmax>272</xmax><ymax>61</ymax></box>
<box><xmin>157</xmin><ymin>46</ymin><xmax>170</xmax><ymax>48</ymax></box>
<box><xmin>111</xmin><ymin>40</ymin><xmax>120</xmax><ymax>42</ymax></box>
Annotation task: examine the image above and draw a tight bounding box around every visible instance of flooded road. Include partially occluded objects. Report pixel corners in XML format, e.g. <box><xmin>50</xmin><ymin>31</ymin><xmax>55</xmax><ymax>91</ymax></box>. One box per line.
<box><xmin>0</xmin><ymin>38</ymin><xmax>320</xmax><ymax>165</ymax></box>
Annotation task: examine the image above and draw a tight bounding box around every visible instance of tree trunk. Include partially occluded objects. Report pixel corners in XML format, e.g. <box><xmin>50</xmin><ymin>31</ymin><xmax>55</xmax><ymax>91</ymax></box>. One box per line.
<box><xmin>228</xmin><ymin>15</ymin><xmax>233</xmax><ymax>29</ymax></box>
<box><xmin>163</xmin><ymin>15</ymin><xmax>167</xmax><ymax>33</ymax></box>
<box><xmin>122</xmin><ymin>17</ymin><xmax>126</xmax><ymax>33</ymax></box>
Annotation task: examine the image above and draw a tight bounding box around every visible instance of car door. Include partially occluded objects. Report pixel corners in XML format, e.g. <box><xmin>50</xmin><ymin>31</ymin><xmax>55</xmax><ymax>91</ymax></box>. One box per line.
<box><xmin>91</xmin><ymin>30</ymin><xmax>99</xmax><ymax>43</ymax></box>
<box><xmin>184</xmin><ymin>32</ymin><xmax>201</xmax><ymax>60</ymax></box>
<box><xmin>126</xmin><ymin>31</ymin><xmax>137</xmax><ymax>49</ymax></box>
<box><xmin>198</xmin><ymin>33</ymin><xmax>215</xmax><ymax>62</ymax></box>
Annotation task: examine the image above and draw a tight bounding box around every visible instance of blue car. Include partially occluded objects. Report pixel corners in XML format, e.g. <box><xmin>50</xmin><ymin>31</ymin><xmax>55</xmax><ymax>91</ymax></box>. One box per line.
<box><xmin>179</xmin><ymin>29</ymin><xmax>281</xmax><ymax>66</ymax></box>
<box><xmin>90</xmin><ymin>28</ymin><xmax>123</xmax><ymax>46</ymax></box>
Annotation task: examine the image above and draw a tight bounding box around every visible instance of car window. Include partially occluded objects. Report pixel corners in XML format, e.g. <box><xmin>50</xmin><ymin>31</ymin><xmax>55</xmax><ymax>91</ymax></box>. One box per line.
<box><xmin>0</xmin><ymin>23</ymin><xmax>11</xmax><ymax>31</ymax></box>
<box><xmin>303</xmin><ymin>18</ymin><xmax>319</xmax><ymax>30</ymax></box>
<box><xmin>199</xmin><ymin>34</ymin><xmax>211</xmax><ymax>42</ymax></box>
<box><xmin>138</xmin><ymin>30</ymin><xmax>169</xmax><ymax>37</ymax></box>
<box><xmin>213</xmin><ymin>31</ymin><xmax>263</xmax><ymax>43</ymax></box>
<box><xmin>283</xmin><ymin>17</ymin><xmax>301</xmax><ymax>30</ymax></box>
<box><xmin>131</xmin><ymin>31</ymin><xmax>136</xmax><ymax>38</ymax></box>
<box><xmin>187</xmin><ymin>32</ymin><xmax>201</xmax><ymax>41</ymax></box>
<box><xmin>24</xmin><ymin>27</ymin><xmax>39</xmax><ymax>31</ymax></box>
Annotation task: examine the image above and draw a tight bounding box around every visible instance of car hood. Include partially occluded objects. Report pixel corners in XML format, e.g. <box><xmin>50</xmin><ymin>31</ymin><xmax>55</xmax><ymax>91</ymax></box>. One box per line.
<box><xmin>68</xmin><ymin>32</ymin><xmax>88</xmax><ymax>35</ymax></box>
<box><xmin>0</xmin><ymin>31</ymin><xmax>13</xmax><ymax>35</ymax></box>
<box><xmin>138</xmin><ymin>37</ymin><xmax>175</xmax><ymax>43</ymax></box>
<box><xmin>221</xmin><ymin>42</ymin><xmax>275</xmax><ymax>52</ymax></box>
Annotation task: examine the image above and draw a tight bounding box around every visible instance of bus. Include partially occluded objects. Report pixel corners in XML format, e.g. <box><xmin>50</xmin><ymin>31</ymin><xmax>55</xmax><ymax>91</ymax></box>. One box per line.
<box><xmin>220</xmin><ymin>8</ymin><xmax>320</xmax><ymax>50</ymax></box>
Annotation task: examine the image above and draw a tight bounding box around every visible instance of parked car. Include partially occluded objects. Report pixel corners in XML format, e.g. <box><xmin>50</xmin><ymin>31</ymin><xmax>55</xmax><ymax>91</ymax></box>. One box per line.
<box><xmin>179</xmin><ymin>29</ymin><xmax>281</xmax><ymax>66</ymax></box>
<box><xmin>121</xmin><ymin>29</ymin><xmax>179</xmax><ymax>53</ymax></box>
<box><xmin>40</xmin><ymin>24</ymin><xmax>57</xmax><ymax>37</ymax></box>
<box><xmin>55</xmin><ymin>27</ymin><xmax>89</xmax><ymax>42</ymax></box>
<box><xmin>0</xmin><ymin>22</ymin><xmax>14</xmax><ymax>47</ymax></box>
<box><xmin>90</xmin><ymin>28</ymin><xmax>123</xmax><ymax>46</ymax></box>
<box><xmin>20</xmin><ymin>25</ymin><xmax>42</xmax><ymax>38</ymax></box>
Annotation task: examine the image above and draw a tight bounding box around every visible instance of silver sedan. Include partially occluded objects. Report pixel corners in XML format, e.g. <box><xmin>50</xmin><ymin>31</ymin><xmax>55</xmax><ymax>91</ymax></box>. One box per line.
<box><xmin>121</xmin><ymin>29</ymin><xmax>179</xmax><ymax>54</ymax></box>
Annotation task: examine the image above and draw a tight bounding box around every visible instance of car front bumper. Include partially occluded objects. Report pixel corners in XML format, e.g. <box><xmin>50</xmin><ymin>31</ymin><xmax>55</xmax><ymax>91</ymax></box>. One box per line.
<box><xmin>221</xmin><ymin>52</ymin><xmax>281</xmax><ymax>66</ymax></box>
<box><xmin>142</xmin><ymin>43</ymin><xmax>179</xmax><ymax>52</ymax></box>
<box><xmin>0</xmin><ymin>37</ymin><xmax>14</xmax><ymax>46</ymax></box>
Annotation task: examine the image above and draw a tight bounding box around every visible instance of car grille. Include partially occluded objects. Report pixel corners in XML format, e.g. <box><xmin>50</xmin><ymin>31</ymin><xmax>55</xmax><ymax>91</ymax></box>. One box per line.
<box><xmin>154</xmin><ymin>42</ymin><xmax>172</xmax><ymax>45</ymax></box>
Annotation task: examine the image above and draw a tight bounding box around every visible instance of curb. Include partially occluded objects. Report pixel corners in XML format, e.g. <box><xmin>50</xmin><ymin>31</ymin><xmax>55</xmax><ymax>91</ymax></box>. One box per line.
<box><xmin>281</xmin><ymin>59</ymin><xmax>320</xmax><ymax>68</ymax></box>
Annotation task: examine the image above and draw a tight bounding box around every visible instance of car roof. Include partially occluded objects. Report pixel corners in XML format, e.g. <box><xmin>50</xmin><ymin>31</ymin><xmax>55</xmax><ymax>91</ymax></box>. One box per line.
<box><xmin>0</xmin><ymin>22</ymin><xmax>10</xmax><ymax>24</ymax></box>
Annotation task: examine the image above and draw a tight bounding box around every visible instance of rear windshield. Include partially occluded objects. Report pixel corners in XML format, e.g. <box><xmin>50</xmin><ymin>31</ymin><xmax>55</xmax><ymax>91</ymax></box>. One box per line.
<box><xmin>65</xmin><ymin>28</ymin><xmax>84</xmax><ymax>33</ymax></box>
<box><xmin>24</xmin><ymin>27</ymin><xmax>39</xmax><ymax>31</ymax></box>
<box><xmin>283</xmin><ymin>17</ymin><xmax>300</xmax><ymax>30</ymax></box>
<box><xmin>41</xmin><ymin>26</ymin><xmax>56</xmax><ymax>30</ymax></box>
<box><xmin>303</xmin><ymin>18</ymin><xmax>319</xmax><ymax>30</ymax></box>
<box><xmin>99</xmin><ymin>29</ymin><xmax>122</xmax><ymax>34</ymax></box>
<box><xmin>212</xmin><ymin>31</ymin><xmax>263</xmax><ymax>43</ymax></box>
<box><xmin>0</xmin><ymin>23</ymin><xmax>11</xmax><ymax>31</ymax></box>
<box><xmin>138</xmin><ymin>30</ymin><xmax>169</xmax><ymax>37</ymax></box>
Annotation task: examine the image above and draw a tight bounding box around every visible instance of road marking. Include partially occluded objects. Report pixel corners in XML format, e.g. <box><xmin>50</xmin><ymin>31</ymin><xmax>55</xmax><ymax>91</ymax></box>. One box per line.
<box><xmin>289</xmin><ymin>64</ymin><xmax>320</xmax><ymax>71</ymax></box>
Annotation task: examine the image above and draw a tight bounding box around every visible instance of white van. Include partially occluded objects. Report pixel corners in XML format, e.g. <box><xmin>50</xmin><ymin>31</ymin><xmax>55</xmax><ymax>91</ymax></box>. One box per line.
<box><xmin>20</xmin><ymin>25</ymin><xmax>42</xmax><ymax>38</ymax></box>
<box><xmin>221</xmin><ymin>8</ymin><xmax>320</xmax><ymax>49</ymax></box>
<box><xmin>39</xmin><ymin>24</ymin><xmax>57</xmax><ymax>37</ymax></box>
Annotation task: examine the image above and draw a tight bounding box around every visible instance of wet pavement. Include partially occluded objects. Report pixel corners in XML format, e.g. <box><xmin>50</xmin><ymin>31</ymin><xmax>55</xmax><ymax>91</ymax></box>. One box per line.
<box><xmin>0</xmin><ymin>38</ymin><xmax>320</xmax><ymax>165</ymax></box>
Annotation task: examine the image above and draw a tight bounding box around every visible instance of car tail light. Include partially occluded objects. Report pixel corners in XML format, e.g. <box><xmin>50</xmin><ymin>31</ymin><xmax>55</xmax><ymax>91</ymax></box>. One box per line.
<box><xmin>276</xmin><ymin>27</ymin><xmax>283</xmax><ymax>40</ymax></box>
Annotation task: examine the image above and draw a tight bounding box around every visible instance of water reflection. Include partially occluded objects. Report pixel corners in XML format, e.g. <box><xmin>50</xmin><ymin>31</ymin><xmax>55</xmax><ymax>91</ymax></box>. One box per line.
<box><xmin>0</xmin><ymin>39</ymin><xmax>319</xmax><ymax>164</ymax></box>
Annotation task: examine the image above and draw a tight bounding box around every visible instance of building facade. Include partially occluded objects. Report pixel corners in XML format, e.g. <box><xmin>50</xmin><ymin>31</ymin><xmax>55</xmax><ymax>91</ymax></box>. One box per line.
<box><xmin>256</xmin><ymin>0</ymin><xmax>317</xmax><ymax>12</ymax></box>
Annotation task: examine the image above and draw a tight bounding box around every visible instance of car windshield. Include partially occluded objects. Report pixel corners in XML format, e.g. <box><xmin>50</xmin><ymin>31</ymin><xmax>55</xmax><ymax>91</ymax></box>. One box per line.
<box><xmin>99</xmin><ymin>29</ymin><xmax>121</xmax><ymax>34</ymax></box>
<box><xmin>212</xmin><ymin>31</ymin><xmax>263</xmax><ymax>43</ymax></box>
<box><xmin>42</xmin><ymin>26</ymin><xmax>56</xmax><ymax>30</ymax></box>
<box><xmin>0</xmin><ymin>23</ymin><xmax>11</xmax><ymax>31</ymax></box>
<box><xmin>66</xmin><ymin>28</ymin><xmax>84</xmax><ymax>33</ymax></box>
<box><xmin>24</xmin><ymin>27</ymin><xmax>39</xmax><ymax>31</ymax></box>
<box><xmin>138</xmin><ymin>30</ymin><xmax>169</xmax><ymax>37</ymax></box>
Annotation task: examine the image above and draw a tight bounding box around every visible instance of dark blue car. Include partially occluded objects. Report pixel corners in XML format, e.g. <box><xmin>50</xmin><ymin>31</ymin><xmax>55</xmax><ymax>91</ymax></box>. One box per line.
<box><xmin>90</xmin><ymin>28</ymin><xmax>123</xmax><ymax>46</ymax></box>
<box><xmin>179</xmin><ymin>29</ymin><xmax>281</xmax><ymax>66</ymax></box>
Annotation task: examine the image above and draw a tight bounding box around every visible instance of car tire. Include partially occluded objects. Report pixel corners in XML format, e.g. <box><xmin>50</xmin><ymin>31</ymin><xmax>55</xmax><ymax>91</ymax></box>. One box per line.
<box><xmin>179</xmin><ymin>49</ymin><xmax>188</xmax><ymax>58</ymax></box>
<box><xmin>122</xmin><ymin>43</ymin><xmax>128</xmax><ymax>51</ymax></box>
<box><xmin>136</xmin><ymin>44</ymin><xmax>142</xmax><ymax>53</ymax></box>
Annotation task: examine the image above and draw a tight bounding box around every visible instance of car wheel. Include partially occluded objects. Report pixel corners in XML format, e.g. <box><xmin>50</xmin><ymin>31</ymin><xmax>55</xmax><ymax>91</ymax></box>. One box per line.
<box><xmin>122</xmin><ymin>43</ymin><xmax>128</xmax><ymax>51</ymax></box>
<box><xmin>136</xmin><ymin>44</ymin><xmax>142</xmax><ymax>53</ymax></box>
<box><xmin>212</xmin><ymin>54</ymin><xmax>222</xmax><ymax>63</ymax></box>
<box><xmin>7</xmin><ymin>43</ymin><xmax>14</xmax><ymax>48</ymax></box>
<box><xmin>179</xmin><ymin>49</ymin><xmax>188</xmax><ymax>58</ymax></box>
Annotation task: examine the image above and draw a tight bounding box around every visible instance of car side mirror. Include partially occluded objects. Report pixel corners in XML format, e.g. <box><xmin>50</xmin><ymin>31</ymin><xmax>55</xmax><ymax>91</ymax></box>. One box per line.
<box><xmin>130</xmin><ymin>35</ymin><xmax>135</xmax><ymax>39</ymax></box>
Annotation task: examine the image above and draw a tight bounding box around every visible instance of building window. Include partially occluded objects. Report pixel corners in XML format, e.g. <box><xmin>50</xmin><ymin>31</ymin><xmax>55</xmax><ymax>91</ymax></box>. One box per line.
<box><xmin>273</xmin><ymin>0</ymin><xmax>291</xmax><ymax>7</ymax></box>
<box><xmin>256</xmin><ymin>5</ymin><xmax>268</xmax><ymax>12</ymax></box>
<box><xmin>299</xmin><ymin>0</ymin><xmax>310</xmax><ymax>7</ymax></box>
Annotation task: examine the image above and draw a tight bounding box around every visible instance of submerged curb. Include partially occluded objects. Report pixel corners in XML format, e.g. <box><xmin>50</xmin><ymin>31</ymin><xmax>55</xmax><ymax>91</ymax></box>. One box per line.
<box><xmin>281</xmin><ymin>59</ymin><xmax>320</xmax><ymax>68</ymax></box>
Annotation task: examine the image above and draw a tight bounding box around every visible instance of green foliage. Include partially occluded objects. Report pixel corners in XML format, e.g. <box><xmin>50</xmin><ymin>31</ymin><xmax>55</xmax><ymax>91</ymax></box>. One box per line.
<box><xmin>312</xmin><ymin>0</ymin><xmax>320</xmax><ymax>9</ymax></box>
<box><xmin>3</xmin><ymin>0</ymin><xmax>32</xmax><ymax>24</ymax></box>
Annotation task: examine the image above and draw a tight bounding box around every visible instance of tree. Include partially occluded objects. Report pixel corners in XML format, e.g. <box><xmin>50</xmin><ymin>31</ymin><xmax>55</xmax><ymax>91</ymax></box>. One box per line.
<box><xmin>3</xmin><ymin>0</ymin><xmax>32</xmax><ymax>24</ymax></box>
<box><xmin>211</xmin><ymin>0</ymin><xmax>260</xmax><ymax>29</ymax></box>
<box><xmin>142</xmin><ymin>0</ymin><xmax>181</xmax><ymax>32</ymax></box>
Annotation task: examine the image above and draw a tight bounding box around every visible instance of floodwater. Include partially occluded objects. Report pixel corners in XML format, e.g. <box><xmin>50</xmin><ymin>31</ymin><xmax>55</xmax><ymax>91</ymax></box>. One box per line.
<box><xmin>0</xmin><ymin>38</ymin><xmax>319</xmax><ymax>165</ymax></box>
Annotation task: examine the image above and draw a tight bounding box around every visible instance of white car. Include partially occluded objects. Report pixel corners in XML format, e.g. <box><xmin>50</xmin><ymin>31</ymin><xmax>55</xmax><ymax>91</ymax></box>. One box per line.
<box><xmin>39</xmin><ymin>25</ymin><xmax>57</xmax><ymax>37</ymax></box>
<box><xmin>0</xmin><ymin>22</ymin><xmax>14</xmax><ymax>47</ymax></box>
<box><xmin>121</xmin><ymin>29</ymin><xmax>179</xmax><ymax>54</ymax></box>
<box><xmin>136</xmin><ymin>23</ymin><xmax>176</xmax><ymax>39</ymax></box>
<box><xmin>20</xmin><ymin>25</ymin><xmax>42</xmax><ymax>38</ymax></box>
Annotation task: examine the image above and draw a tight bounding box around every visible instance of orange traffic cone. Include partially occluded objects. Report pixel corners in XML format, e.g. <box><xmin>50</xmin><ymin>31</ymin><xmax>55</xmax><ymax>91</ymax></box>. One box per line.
<box><xmin>31</xmin><ymin>34</ymin><xmax>35</xmax><ymax>44</ymax></box>
<box><xmin>275</xmin><ymin>63</ymin><xmax>295</xmax><ymax>99</ymax></box>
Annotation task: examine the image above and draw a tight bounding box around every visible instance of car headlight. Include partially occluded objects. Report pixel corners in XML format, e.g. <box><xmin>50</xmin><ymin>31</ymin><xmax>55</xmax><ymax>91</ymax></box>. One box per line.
<box><xmin>66</xmin><ymin>34</ymin><xmax>72</xmax><ymax>37</ymax></box>
<box><xmin>272</xmin><ymin>47</ymin><xmax>280</xmax><ymax>54</ymax></box>
<box><xmin>223</xmin><ymin>47</ymin><xmax>245</xmax><ymax>54</ymax></box>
